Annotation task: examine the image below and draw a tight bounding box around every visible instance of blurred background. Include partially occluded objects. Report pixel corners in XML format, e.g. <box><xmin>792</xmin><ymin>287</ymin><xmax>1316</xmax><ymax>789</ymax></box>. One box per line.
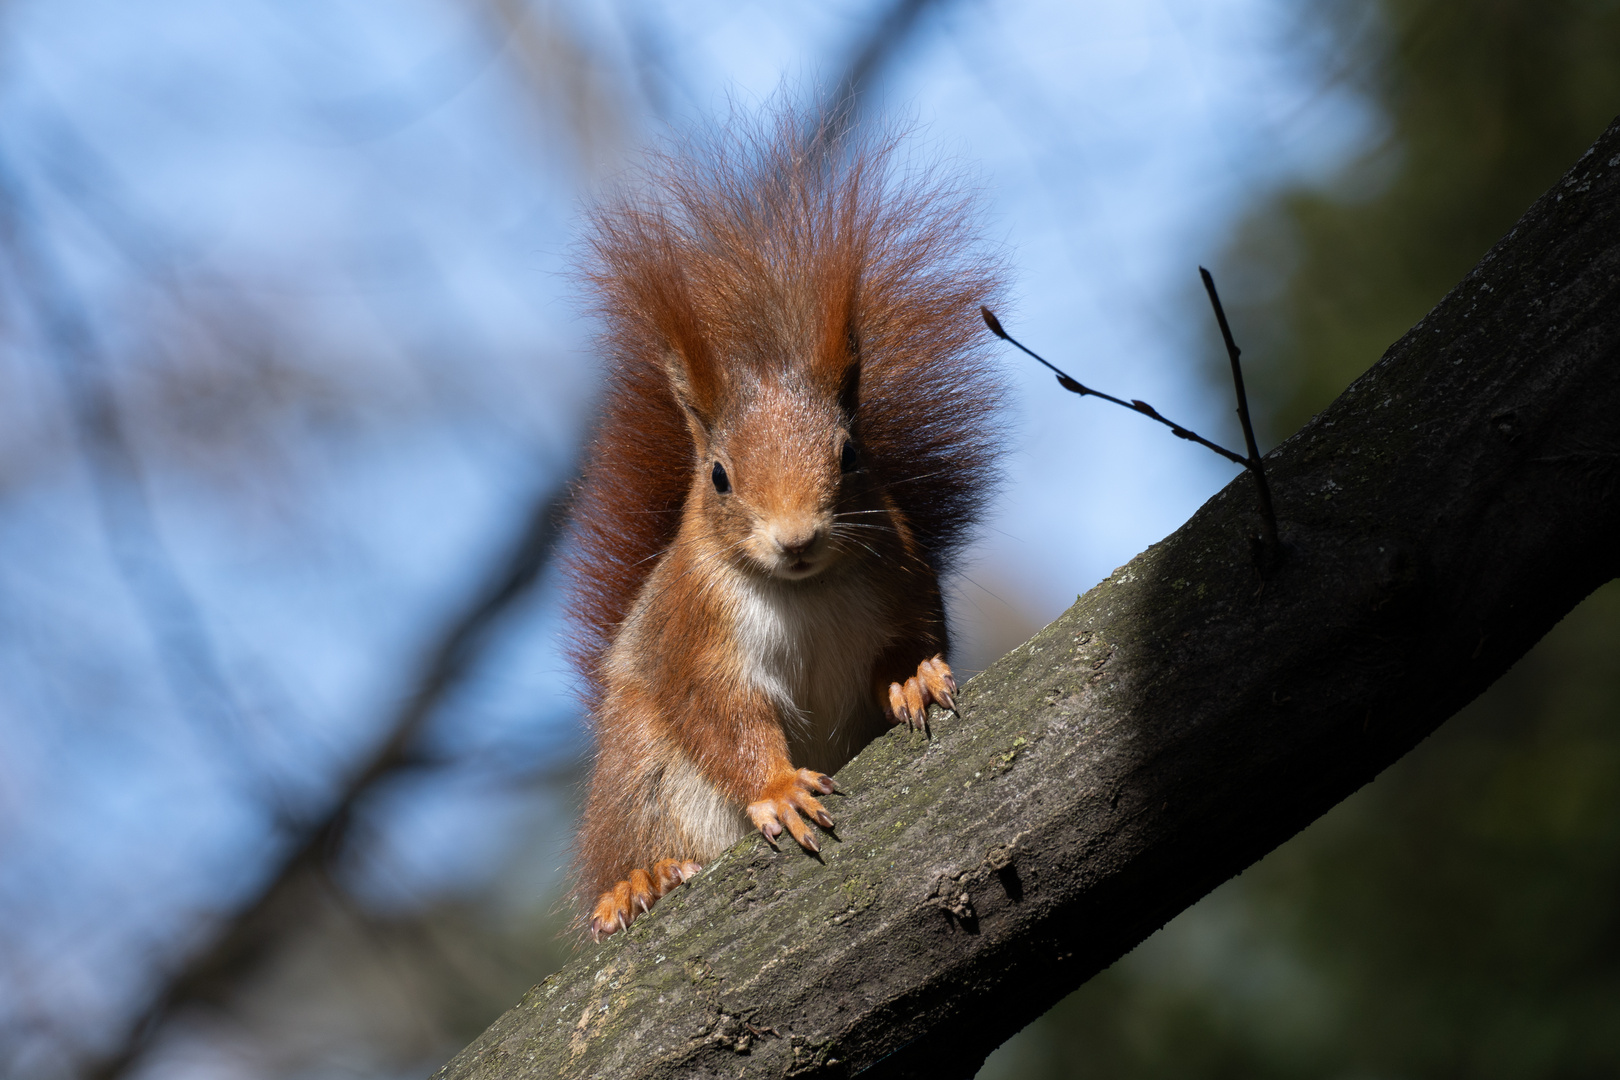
<box><xmin>0</xmin><ymin>1</ymin><xmax>1614</xmax><ymax>1078</ymax></box>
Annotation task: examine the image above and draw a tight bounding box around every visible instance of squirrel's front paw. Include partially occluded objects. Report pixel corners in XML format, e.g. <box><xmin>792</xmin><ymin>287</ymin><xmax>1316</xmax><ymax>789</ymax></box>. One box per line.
<box><xmin>747</xmin><ymin>768</ymin><xmax>836</xmax><ymax>854</ymax></box>
<box><xmin>589</xmin><ymin>858</ymin><xmax>702</xmax><ymax>941</ymax></box>
<box><xmin>884</xmin><ymin>654</ymin><xmax>957</xmax><ymax>733</ymax></box>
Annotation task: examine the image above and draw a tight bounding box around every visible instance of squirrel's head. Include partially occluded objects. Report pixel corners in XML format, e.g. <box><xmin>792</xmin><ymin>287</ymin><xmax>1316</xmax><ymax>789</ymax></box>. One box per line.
<box><xmin>664</xmin><ymin>336</ymin><xmax>873</xmax><ymax>583</ymax></box>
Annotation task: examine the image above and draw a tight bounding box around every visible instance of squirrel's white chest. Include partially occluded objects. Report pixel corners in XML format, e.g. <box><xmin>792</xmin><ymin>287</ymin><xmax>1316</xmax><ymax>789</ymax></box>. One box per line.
<box><xmin>732</xmin><ymin>575</ymin><xmax>891</xmax><ymax>773</ymax></box>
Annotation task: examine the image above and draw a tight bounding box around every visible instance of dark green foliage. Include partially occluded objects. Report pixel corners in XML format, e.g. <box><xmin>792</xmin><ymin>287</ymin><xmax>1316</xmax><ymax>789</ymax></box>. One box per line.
<box><xmin>983</xmin><ymin>1</ymin><xmax>1620</xmax><ymax>1075</ymax></box>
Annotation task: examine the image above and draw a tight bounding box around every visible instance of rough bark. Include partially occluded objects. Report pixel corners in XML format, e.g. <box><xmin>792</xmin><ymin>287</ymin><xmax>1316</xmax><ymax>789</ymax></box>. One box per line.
<box><xmin>432</xmin><ymin>118</ymin><xmax>1620</xmax><ymax>1080</ymax></box>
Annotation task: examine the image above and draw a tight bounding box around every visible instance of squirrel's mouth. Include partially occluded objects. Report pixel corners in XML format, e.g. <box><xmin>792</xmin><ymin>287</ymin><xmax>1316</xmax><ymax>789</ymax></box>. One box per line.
<box><xmin>774</xmin><ymin>556</ymin><xmax>825</xmax><ymax>581</ymax></box>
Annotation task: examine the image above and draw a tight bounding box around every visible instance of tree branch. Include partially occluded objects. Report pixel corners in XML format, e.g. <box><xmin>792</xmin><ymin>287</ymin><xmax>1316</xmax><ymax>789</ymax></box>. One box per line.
<box><xmin>431</xmin><ymin>116</ymin><xmax>1620</xmax><ymax>1080</ymax></box>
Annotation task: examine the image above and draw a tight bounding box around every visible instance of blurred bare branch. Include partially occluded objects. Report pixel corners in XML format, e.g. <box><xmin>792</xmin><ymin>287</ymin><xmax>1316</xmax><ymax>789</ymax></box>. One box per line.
<box><xmin>85</xmin><ymin>476</ymin><xmax>576</xmax><ymax>1080</ymax></box>
<box><xmin>0</xmin><ymin>149</ymin><xmax>253</xmax><ymax>771</ymax></box>
<box><xmin>29</xmin><ymin>107</ymin><xmax>357</xmax><ymax>494</ymax></box>
<box><xmin>821</xmin><ymin>0</ymin><xmax>950</xmax><ymax>140</ymax></box>
<box><xmin>472</xmin><ymin>0</ymin><xmax>633</xmax><ymax>174</ymax></box>
<box><xmin>610</xmin><ymin>1</ymin><xmax>684</xmax><ymax>122</ymax></box>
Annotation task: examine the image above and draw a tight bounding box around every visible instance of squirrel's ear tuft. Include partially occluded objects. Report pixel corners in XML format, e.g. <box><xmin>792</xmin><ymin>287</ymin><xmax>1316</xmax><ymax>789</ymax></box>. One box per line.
<box><xmin>816</xmin><ymin>276</ymin><xmax>863</xmax><ymax>420</ymax></box>
<box><xmin>593</xmin><ymin>218</ymin><xmax>724</xmax><ymax>432</ymax></box>
<box><xmin>660</xmin><ymin>339</ymin><xmax>721</xmax><ymax>435</ymax></box>
<box><xmin>647</xmin><ymin>267</ymin><xmax>723</xmax><ymax>432</ymax></box>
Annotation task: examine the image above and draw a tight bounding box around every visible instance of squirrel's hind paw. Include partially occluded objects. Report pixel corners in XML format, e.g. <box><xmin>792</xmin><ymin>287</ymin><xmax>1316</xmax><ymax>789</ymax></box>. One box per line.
<box><xmin>589</xmin><ymin>858</ymin><xmax>702</xmax><ymax>941</ymax></box>
<box><xmin>885</xmin><ymin>655</ymin><xmax>958</xmax><ymax>733</ymax></box>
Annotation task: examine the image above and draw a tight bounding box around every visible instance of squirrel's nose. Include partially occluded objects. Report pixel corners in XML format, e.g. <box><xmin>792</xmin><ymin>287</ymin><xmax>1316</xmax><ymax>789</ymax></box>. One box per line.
<box><xmin>773</xmin><ymin>525</ymin><xmax>822</xmax><ymax>558</ymax></box>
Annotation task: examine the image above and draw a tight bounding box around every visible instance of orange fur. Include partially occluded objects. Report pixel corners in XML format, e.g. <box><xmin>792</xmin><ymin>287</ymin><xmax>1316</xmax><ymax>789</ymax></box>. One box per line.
<box><xmin>563</xmin><ymin>105</ymin><xmax>1006</xmax><ymax>937</ymax></box>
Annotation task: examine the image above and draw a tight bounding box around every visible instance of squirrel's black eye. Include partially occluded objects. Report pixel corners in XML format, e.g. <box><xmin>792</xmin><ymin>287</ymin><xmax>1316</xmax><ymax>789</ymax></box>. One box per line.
<box><xmin>840</xmin><ymin>439</ymin><xmax>859</xmax><ymax>474</ymax></box>
<box><xmin>711</xmin><ymin>461</ymin><xmax>731</xmax><ymax>494</ymax></box>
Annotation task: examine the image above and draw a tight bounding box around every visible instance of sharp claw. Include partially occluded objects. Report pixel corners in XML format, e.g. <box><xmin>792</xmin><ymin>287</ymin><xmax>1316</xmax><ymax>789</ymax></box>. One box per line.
<box><xmin>799</xmin><ymin>831</ymin><xmax>820</xmax><ymax>854</ymax></box>
<box><xmin>813</xmin><ymin>809</ymin><xmax>835</xmax><ymax>829</ymax></box>
<box><xmin>937</xmin><ymin>687</ymin><xmax>957</xmax><ymax>713</ymax></box>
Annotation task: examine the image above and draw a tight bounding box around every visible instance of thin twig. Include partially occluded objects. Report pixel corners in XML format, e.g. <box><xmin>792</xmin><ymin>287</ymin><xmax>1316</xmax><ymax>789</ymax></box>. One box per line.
<box><xmin>1199</xmin><ymin>267</ymin><xmax>1279</xmax><ymax>553</ymax></box>
<box><xmin>979</xmin><ymin>306</ymin><xmax>1250</xmax><ymax>467</ymax></box>
<box><xmin>981</xmin><ymin>285</ymin><xmax>1281</xmax><ymax>563</ymax></box>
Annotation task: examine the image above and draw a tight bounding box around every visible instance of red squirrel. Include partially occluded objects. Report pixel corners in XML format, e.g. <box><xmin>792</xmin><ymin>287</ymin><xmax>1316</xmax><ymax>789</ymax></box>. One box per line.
<box><xmin>565</xmin><ymin>109</ymin><xmax>1006</xmax><ymax>940</ymax></box>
